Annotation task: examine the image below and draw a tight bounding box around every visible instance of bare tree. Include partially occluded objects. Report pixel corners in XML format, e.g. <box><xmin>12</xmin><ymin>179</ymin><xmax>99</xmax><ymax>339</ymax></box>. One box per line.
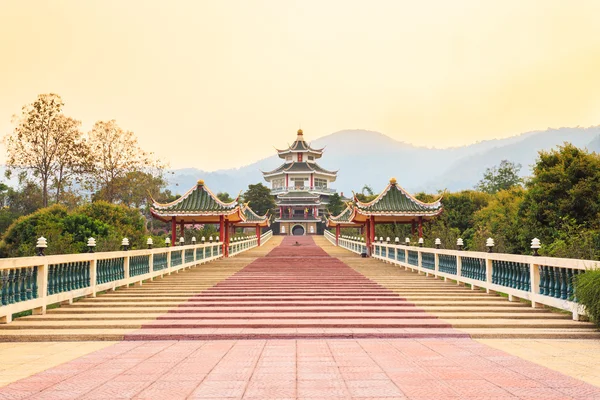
<box><xmin>4</xmin><ymin>94</ymin><xmax>86</xmax><ymax>207</ymax></box>
<box><xmin>87</xmin><ymin>120</ymin><xmax>164</xmax><ymax>203</ymax></box>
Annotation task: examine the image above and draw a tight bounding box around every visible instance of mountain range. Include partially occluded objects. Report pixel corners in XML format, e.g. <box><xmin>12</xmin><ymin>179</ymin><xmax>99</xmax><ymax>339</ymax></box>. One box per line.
<box><xmin>167</xmin><ymin>126</ymin><xmax>600</xmax><ymax>196</ymax></box>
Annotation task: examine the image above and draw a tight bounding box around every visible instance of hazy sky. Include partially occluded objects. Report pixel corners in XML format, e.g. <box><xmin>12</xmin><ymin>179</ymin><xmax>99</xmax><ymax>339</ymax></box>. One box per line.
<box><xmin>1</xmin><ymin>1</ymin><xmax>599</xmax><ymax>170</ymax></box>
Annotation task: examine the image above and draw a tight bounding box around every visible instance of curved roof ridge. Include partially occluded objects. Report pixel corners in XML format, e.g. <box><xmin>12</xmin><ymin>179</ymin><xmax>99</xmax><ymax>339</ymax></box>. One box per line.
<box><xmin>243</xmin><ymin>202</ymin><xmax>269</xmax><ymax>220</ymax></box>
<box><xmin>151</xmin><ymin>183</ymin><xmax>199</xmax><ymax>209</ymax></box>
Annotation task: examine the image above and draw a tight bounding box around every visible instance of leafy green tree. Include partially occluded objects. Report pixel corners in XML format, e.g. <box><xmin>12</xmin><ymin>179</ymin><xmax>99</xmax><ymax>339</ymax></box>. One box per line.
<box><xmin>243</xmin><ymin>183</ymin><xmax>275</xmax><ymax>216</ymax></box>
<box><xmin>216</xmin><ymin>192</ymin><xmax>234</xmax><ymax>203</ymax></box>
<box><xmin>327</xmin><ymin>193</ymin><xmax>344</xmax><ymax>216</ymax></box>
<box><xmin>519</xmin><ymin>143</ymin><xmax>600</xmax><ymax>258</ymax></box>
<box><xmin>476</xmin><ymin>160</ymin><xmax>523</xmax><ymax>194</ymax></box>
<box><xmin>470</xmin><ymin>188</ymin><xmax>526</xmax><ymax>253</ymax></box>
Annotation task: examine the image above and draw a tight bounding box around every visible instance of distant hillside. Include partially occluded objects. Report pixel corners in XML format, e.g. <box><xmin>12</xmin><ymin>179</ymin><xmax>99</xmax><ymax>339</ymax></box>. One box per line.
<box><xmin>166</xmin><ymin>126</ymin><xmax>600</xmax><ymax>196</ymax></box>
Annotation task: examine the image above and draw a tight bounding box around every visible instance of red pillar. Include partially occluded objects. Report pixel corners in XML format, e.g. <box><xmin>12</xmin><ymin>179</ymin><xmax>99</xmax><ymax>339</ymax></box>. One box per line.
<box><xmin>256</xmin><ymin>224</ymin><xmax>261</xmax><ymax>246</ymax></box>
<box><xmin>219</xmin><ymin>215</ymin><xmax>224</xmax><ymax>244</ymax></box>
<box><xmin>310</xmin><ymin>174</ymin><xmax>314</xmax><ymax>188</ymax></box>
<box><xmin>224</xmin><ymin>219</ymin><xmax>230</xmax><ymax>257</ymax></box>
<box><xmin>418</xmin><ymin>216</ymin><xmax>423</xmax><ymax>238</ymax></box>
<box><xmin>370</xmin><ymin>217</ymin><xmax>376</xmax><ymax>244</ymax></box>
<box><xmin>335</xmin><ymin>224</ymin><xmax>340</xmax><ymax>246</ymax></box>
<box><xmin>171</xmin><ymin>217</ymin><xmax>176</xmax><ymax>245</ymax></box>
<box><xmin>285</xmin><ymin>174</ymin><xmax>289</xmax><ymax>188</ymax></box>
<box><xmin>365</xmin><ymin>219</ymin><xmax>371</xmax><ymax>254</ymax></box>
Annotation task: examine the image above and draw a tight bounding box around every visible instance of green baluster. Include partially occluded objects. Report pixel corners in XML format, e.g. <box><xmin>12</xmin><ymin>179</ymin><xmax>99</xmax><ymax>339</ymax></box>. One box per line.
<box><xmin>560</xmin><ymin>268</ymin><xmax>568</xmax><ymax>300</ymax></box>
<box><xmin>7</xmin><ymin>269</ymin><xmax>15</xmax><ymax>304</ymax></box>
<box><xmin>25</xmin><ymin>267</ymin><xmax>33</xmax><ymax>300</ymax></box>
<box><xmin>32</xmin><ymin>266</ymin><xmax>38</xmax><ymax>298</ymax></box>
<box><xmin>547</xmin><ymin>267</ymin><xmax>555</xmax><ymax>297</ymax></box>
<box><xmin>539</xmin><ymin>266</ymin><xmax>546</xmax><ymax>295</ymax></box>
<box><xmin>18</xmin><ymin>268</ymin><xmax>25</xmax><ymax>301</ymax></box>
<box><xmin>566</xmin><ymin>269</ymin><xmax>574</xmax><ymax>300</ymax></box>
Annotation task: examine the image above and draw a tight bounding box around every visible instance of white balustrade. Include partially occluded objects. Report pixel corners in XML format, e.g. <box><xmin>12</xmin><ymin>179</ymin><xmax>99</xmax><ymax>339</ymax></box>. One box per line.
<box><xmin>332</xmin><ymin>238</ymin><xmax>596</xmax><ymax>320</ymax></box>
<box><xmin>0</xmin><ymin>232</ymin><xmax>274</xmax><ymax>324</ymax></box>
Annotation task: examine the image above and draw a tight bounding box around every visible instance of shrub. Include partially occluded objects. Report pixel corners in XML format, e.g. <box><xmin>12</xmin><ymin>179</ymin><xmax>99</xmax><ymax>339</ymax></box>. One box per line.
<box><xmin>0</xmin><ymin>202</ymin><xmax>150</xmax><ymax>257</ymax></box>
<box><xmin>574</xmin><ymin>269</ymin><xmax>600</xmax><ymax>326</ymax></box>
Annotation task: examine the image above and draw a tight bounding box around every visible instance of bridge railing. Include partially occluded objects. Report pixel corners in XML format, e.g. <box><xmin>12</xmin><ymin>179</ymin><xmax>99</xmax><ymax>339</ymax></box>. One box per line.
<box><xmin>365</xmin><ymin>241</ymin><xmax>595</xmax><ymax>320</ymax></box>
<box><xmin>339</xmin><ymin>236</ymin><xmax>368</xmax><ymax>255</ymax></box>
<box><xmin>260</xmin><ymin>230</ymin><xmax>273</xmax><ymax>244</ymax></box>
<box><xmin>0</xmin><ymin>242</ymin><xmax>224</xmax><ymax>324</ymax></box>
<box><xmin>323</xmin><ymin>230</ymin><xmax>336</xmax><ymax>245</ymax></box>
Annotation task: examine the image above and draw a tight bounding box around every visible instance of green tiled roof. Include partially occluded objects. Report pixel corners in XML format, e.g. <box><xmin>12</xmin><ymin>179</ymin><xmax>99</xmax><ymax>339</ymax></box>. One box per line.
<box><xmin>152</xmin><ymin>182</ymin><xmax>237</xmax><ymax>214</ymax></box>
<box><xmin>329</xmin><ymin>205</ymin><xmax>354</xmax><ymax>222</ymax></box>
<box><xmin>242</xmin><ymin>204</ymin><xmax>268</xmax><ymax>222</ymax></box>
<box><xmin>355</xmin><ymin>181</ymin><xmax>442</xmax><ymax>214</ymax></box>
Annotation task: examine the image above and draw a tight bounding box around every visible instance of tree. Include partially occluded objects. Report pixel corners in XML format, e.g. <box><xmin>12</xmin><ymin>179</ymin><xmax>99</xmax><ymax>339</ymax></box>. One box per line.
<box><xmin>4</xmin><ymin>94</ymin><xmax>87</xmax><ymax>207</ymax></box>
<box><xmin>519</xmin><ymin>143</ymin><xmax>600</xmax><ymax>250</ymax></box>
<box><xmin>476</xmin><ymin>160</ymin><xmax>523</xmax><ymax>194</ymax></box>
<box><xmin>216</xmin><ymin>192</ymin><xmax>234</xmax><ymax>203</ymax></box>
<box><xmin>87</xmin><ymin>120</ymin><xmax>164</xmax><ymax>203</ymax></box>
<box><xmin>52</xmin><ymin>116</ymin><xmax>90</xmax><ymax>204</ymax></box>
<box><xmin>93</xmin><ymin>171</ymin><xmax>166</xmax><ymax>209</ymax></box>
<box><xmin>243</xmin><ymin>183</ymin><xmax>275</xmax><ymax>217</ymax></box>
<box><xmin>327</xmin><ymin>193</ymin><xmax>344</xmax><ymax>216</ymax></box>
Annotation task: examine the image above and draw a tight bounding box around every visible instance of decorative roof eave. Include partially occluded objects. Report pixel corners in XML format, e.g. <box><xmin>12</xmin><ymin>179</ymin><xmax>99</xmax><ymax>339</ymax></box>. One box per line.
<box><xmin>326</xmin><ymin>205</ymin><xmax>360</xmax><ymax>227</ymax></box>
<box><xmin>353</xmin><ymin>178</ymin><xmax>442</xmax><ymax>211</ymax></box>
<box><xmin>150</xmin><ymin>208</ymin><xmax>246</xmax><ymax>224</ymax></box>
<box><xmin>151</xmin><ymin>180</ymin><xmax>239</xmax><ymax>211</ymax></box>
<box><xmin>236</xmin><ymin>204</ymin><xmax>271</xmax><ymax>227</ymax></box>
<box><xmin>353</xmin><ymin>208</ymin><xmax>444</xmax><ymax>218</ymax></box>
<box><xmin>276</xmin><ymin>148</ymin><xmax>324</xmax><ymax>156</ymax></box>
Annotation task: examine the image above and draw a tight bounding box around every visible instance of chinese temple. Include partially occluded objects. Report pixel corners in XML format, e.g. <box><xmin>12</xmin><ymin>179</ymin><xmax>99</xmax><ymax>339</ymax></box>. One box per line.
<box><xmin>150</xmin><ymin>180</ymin><xmax>269</xmax><ymax>256</ymax></box>
<box><xmin>262</xmin><ymin>129</ymin><xmax>338</xmax><ymax>236</ymax></box>
<box><xmin>327</xmin><ymin>178</ymin><xmax>443</xmax><ymax>249</ymax></box>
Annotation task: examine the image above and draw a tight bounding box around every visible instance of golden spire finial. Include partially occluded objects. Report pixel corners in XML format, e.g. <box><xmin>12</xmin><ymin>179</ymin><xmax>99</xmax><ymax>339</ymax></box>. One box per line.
<box><xmin>390</xmin><ymin>177</ymin><xmax>397</xmax><ymax>185</ymax></box>
<box><xmin>197</xmin><ymin>179</ymin><xmax>205</xmax><ymax>186</ymax></box>
<box><xmin>297</xmin><ymin>128</ymin><xmax>303</xmax><ymax>135</ymax></box>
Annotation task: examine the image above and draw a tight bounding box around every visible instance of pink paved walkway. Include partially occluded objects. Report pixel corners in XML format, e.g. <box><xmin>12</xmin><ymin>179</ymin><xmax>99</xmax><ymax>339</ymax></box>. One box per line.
<box><xmin>2</xmin><ymin>339</ymin><xmax>599</xmax><ymax>399</ymax></box>
<box><xmin>125</xmin><ymin>236</ymin><xmax>465</xmax><ymax>340</ymax></box>
<box><xmin>1</xmin><ymin>236</ymin><xmax>599</xmax><ymax>399</ymax></box>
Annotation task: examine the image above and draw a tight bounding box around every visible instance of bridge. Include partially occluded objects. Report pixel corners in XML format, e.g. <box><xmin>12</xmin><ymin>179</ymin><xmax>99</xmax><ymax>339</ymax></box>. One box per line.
<box><xmin>0</xmin><ymin>233</ymin><xmax>599</xmax><ymax>398</ymax></box>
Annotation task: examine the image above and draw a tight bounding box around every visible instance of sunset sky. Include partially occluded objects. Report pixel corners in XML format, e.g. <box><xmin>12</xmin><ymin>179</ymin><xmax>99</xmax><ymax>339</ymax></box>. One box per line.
<box><xmin>1</xmin><ymin>1</ymin><xmax>599</xmax><ymax>170</ymax></box>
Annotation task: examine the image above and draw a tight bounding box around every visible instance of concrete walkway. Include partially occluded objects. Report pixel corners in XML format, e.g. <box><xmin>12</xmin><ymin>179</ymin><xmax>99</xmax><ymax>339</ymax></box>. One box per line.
<box><xmin>0</xmin><ymin>236</ymin><xmax>599</xmax><ymax>399</ymax></box>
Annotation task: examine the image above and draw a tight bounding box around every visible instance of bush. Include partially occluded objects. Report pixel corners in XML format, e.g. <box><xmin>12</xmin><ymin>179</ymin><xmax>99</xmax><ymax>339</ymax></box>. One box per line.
<box><xmin>0</xmin><ymin>202</ymin><xmax>150</xmax><ymax>257</ymax></box>
<box><xmin>574</xmin><ymin>269</ymin><xmax>600</xmax><ymax>326</ymax></box>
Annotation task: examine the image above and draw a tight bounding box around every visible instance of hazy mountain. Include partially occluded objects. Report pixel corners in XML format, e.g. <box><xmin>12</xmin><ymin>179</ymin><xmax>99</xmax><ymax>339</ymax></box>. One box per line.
<box><xmin>166</xmin><ymin>126</ymin><xmax>600</xmax><ymax>196</ymax></box>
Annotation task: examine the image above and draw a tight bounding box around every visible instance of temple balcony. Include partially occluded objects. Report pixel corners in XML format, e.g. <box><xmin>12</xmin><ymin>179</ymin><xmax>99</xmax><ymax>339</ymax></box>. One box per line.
<box><xmin>271</xmin><ymin>186</ymin><xmax>336</xmax><ymax>194</ymax></box>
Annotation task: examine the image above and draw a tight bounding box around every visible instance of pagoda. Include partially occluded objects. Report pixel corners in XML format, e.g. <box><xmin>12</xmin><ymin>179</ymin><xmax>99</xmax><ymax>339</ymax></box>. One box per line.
<box><xmin>262</xmin><ymin>129</ymin><xmax>338</xmax><ymax>236</ymax></box>
<box><xmin>327</xmin><ymin>178</ymin><xmax>443</xmax><ymax>249</ymax></box>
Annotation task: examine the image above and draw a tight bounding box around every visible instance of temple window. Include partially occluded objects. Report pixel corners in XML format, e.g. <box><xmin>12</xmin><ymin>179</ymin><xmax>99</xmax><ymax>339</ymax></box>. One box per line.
<box><xmin>315</xmin><ymin>178</ymin><xmax>327</xmax><ymax>188</ymax></box>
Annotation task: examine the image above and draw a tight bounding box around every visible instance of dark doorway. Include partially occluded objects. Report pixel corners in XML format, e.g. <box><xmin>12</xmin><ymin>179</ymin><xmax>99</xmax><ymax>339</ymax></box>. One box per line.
<box><xmin>292</xmin><ymin>225</ymin><xmax>305</xmax><ymax>236</ymax></box>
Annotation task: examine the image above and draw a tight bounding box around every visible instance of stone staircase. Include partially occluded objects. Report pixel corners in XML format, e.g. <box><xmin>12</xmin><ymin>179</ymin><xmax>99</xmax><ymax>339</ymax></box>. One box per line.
<box><xmin>0</xmin><ymin>235</ymin><xmax>597</xmax><ymax>341</ymax></box>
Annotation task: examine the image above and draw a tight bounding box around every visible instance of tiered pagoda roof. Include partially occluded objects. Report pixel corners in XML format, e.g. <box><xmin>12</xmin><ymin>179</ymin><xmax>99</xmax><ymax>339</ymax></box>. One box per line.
<box><xmin>275</xmin><ymin>129</ymin><xmax>324</xmax><ymax>158</ymax></box>
<box><xmin>327</xmin><ymin>178</ymin><xmax>443</xmax><ymax>225</ymax></box>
